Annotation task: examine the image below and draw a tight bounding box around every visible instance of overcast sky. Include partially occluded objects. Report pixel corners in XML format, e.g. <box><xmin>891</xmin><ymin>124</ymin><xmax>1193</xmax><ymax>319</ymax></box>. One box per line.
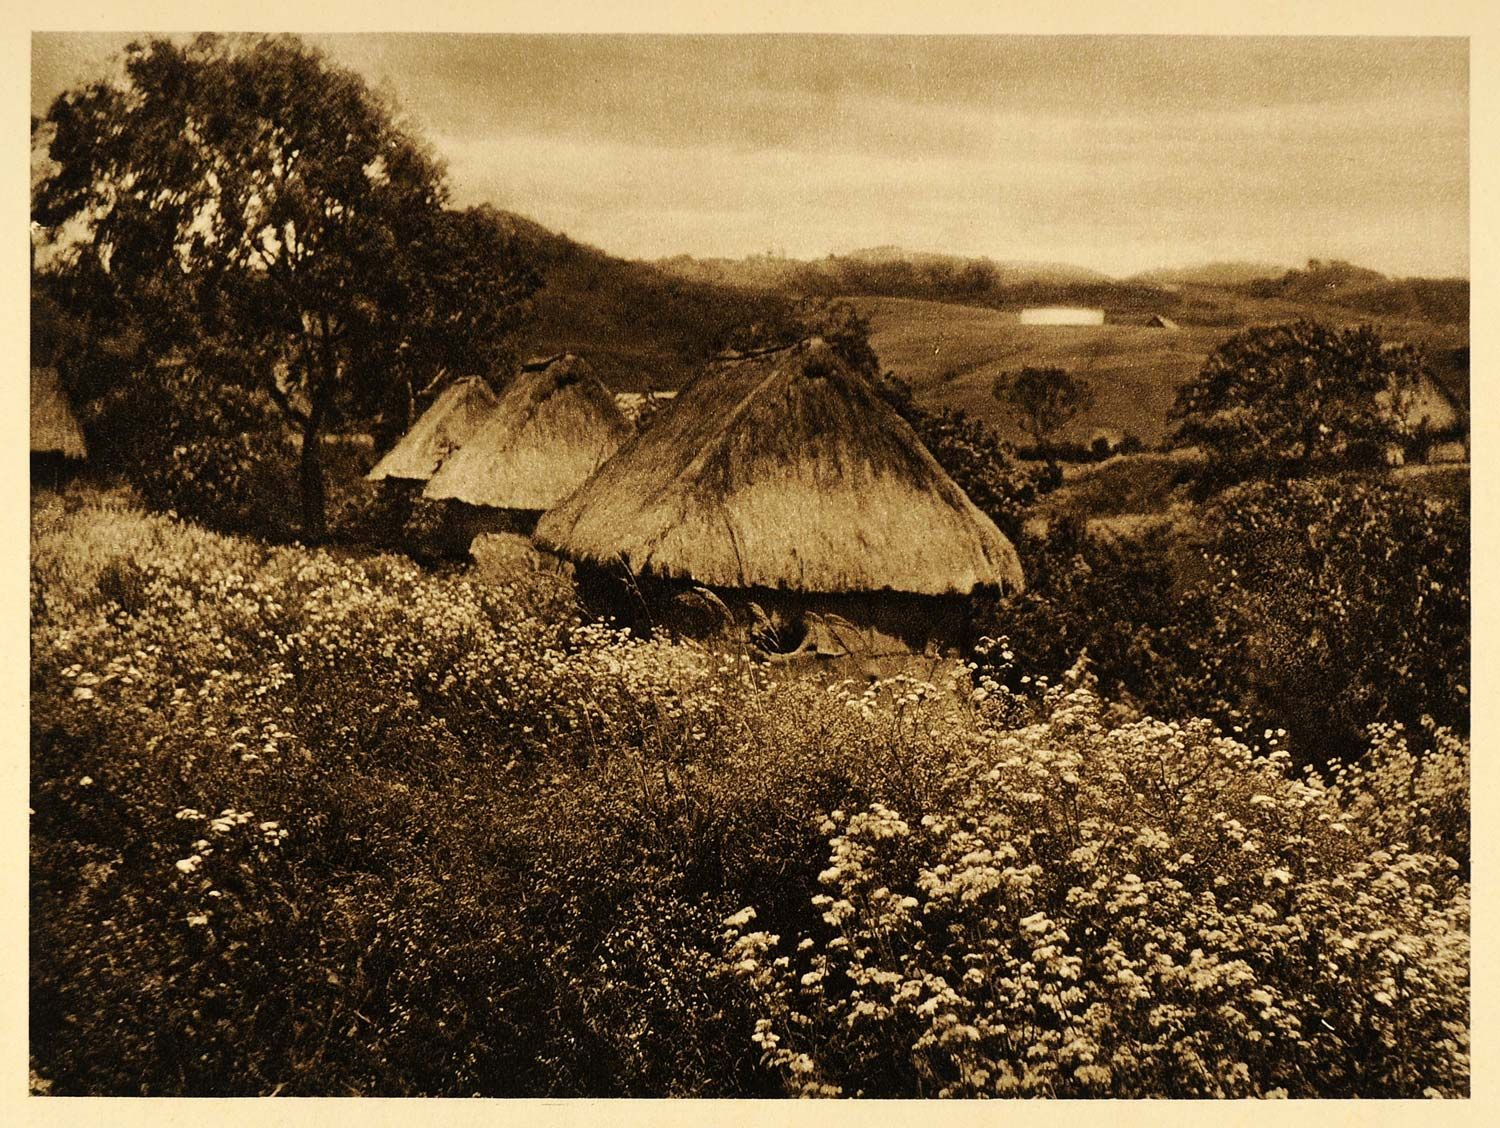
<box><xmin>32</xmin><ymin>33</ymin><xmax>1469</xmax><ymax>278</ymax></box>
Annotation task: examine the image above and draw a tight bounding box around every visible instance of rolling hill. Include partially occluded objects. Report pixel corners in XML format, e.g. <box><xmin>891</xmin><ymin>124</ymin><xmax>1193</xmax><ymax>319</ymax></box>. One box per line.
<box><xmin>494</xmin><ymin>212</ymin><xmax>790</xmax><ymax>393</ymax></box>
<box><xmin>1129</xmin><ymin>261</ymin><xmax>1288</xmax><ymax>287</ymax></box>
<box><xmin>492</xmin><ymin>212</ymin><xmax>1468</xmax><ymax>446</ymax></box>
<box><xmin>852</xmin><ymin>293</ymin><xmax>1467</xmax><ymax>446</ymax></box>
<box><xmin>852</xmin><ymin>296</ymin><xmax>1217</xmax><ymax>445</ymax></box>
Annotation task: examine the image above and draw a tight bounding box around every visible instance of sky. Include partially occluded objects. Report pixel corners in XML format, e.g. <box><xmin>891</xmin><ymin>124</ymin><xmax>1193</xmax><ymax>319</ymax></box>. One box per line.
<box><xmin>31</xmin><ymin>33</ymin><xmax>1469</xmax><ymax>278</ymax></box>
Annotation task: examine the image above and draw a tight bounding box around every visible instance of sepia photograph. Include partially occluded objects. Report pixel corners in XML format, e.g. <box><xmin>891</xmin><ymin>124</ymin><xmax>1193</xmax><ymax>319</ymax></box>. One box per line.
<box><xmin>25</xmin><ymin>13</ymin><xmax>1475</xmax><ymax>1104</ymax></box>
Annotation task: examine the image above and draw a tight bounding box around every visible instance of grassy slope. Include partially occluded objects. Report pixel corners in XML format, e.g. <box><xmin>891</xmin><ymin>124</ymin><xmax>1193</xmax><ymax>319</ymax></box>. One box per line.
<box><xmin>852</xmin><ymin>293</ymin><xmax>1468</xmax><ymax>445</ymax></box>
<box><xmin>493</xmin><ymin>213</ymin><xmax>1467</xmax><ymax>444</ymax></box>
<box><xmin>498</xmin><ymin>213</ymin><xmax>789</xmax><ymax>394</ymax></box>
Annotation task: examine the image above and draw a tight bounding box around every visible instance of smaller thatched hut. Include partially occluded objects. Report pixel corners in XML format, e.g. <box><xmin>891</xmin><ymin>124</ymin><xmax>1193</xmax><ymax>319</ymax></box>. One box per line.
<box><xmin>367</xmin><ymin>375</ymin><xmax>498</xmax><ymax>483</ymax></box>
<box><xmin>535</xmin><ymin>337</ymin><xmax>1024</xmax><ymax>663</ymax></box>
<box><xmin>31</xmin><ymin>365</ymin><xmax>87</xmax><ymax>461</ymax></box>
<box><xmin>32</xmin><ymin>365</ymin><xmax>87</xmax><ymax>489</ymax></box>
<box><xmin>424</xmin><ymin>353</ymin><xmax>631</xmax><ymax>537</ymax></box>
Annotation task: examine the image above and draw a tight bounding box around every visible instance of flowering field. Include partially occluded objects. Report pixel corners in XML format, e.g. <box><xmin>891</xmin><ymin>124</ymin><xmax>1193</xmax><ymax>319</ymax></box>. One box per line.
<box><xmin>30</xmin><ymin>487</ymin><xmax>1469</xmax><ymax>1097</ymax></box>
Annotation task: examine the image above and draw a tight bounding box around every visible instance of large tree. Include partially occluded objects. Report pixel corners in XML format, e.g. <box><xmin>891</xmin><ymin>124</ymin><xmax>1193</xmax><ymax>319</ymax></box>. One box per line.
<box><xmin>33</xmin><ymin>34</ymin><xmax>538</xmax><ymax>539</ymax></box>
<box><xmin>1169</xmin><ymin>320</ymin><xmax>1422</xmax><ymax>476</ymax></box>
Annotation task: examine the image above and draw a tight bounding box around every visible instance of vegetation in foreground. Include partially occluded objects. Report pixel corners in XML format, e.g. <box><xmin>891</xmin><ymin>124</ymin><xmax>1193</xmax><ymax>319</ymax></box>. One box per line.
<box><xmin>30</xmin><ymin>31</ymin><xmax>1470</xmax><ymax>1100</ymax></box>
<box><xmin>31</xmin><ymin>489</ymin><xmax>1469</xmax><ymax>1097</ymax></box>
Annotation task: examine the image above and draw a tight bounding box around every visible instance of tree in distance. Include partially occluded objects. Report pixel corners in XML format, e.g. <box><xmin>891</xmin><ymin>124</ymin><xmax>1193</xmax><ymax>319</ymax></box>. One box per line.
<box><xmin>34</xmin><ymin>34</ymin><xmax>539</xmax><ymax>540</ymax></box>
<box><xmin>992</xmin><ymin>365</ymin><xmax>1097</xmax><ymax>472</ymax></box>
<box><xmin>1169</xmin><ymin>320</ymin><xmax>1423</xmax><ymax>478</ymax></box>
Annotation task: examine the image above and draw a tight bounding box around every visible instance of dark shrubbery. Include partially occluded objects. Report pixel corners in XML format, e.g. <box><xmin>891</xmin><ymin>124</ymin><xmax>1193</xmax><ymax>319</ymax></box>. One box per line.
<box><xmin>85</xmin><ymin>364</ymin><xmax>301</xmax><ymax>539</ymax></box>
<box><xmin>981</xmin><ymin>475</ymin><xmax>1468</xmax><ymax>767</ymax></box>
<box><xmin>1193</xmin><ymin>476</ymin><xmax>1468</xmax><ymax>760</ymax></box>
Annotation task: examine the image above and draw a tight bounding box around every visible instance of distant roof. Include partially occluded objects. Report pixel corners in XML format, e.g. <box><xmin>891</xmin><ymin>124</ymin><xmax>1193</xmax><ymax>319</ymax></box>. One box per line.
<box><xmin>31</xmin><ymin>365</ymin><xmax>87</xmax><ymax>459</ymax></box>
<box><xmin>367</xmin><ymin>376</ymin><xmax>498</xmax><ymax>482</ymax></box>
<box><xmin>535</xmin><ymin>338</ymin><xmax>1024</xmax><ymax>597</ymax></box>
<box><xmin>1019</xmin><ymin>307</ymin><xmax>1105</xmax><ymax>326</ymax></box>
<box><xmin>425</xmin><ymin>354</ymin><xmax>630</xmax><ymax>511</ymax></box>
<box><xmin>1147</xmin><ymin>314</ymin><xmax>1181</xmax><ymax>330</ymax></box>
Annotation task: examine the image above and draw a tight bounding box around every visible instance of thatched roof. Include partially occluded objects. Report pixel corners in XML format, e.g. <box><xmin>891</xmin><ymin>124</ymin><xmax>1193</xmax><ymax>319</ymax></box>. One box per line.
<box><xmin>31</xmin><ymin>365</ymin><xmax>87</xmax><ymax>459</ymax></box>
<box><xmin>367</xmin><ymin>376</ymin><xmax>498</xmax><ymax>482</ymax></box>
<box><xmin>534</xmin><ymin>338</ymin><xmax>1025</xmax><ymax>596</ymax></box>
<box><xmin>424</xmin><ymin>354</ymin><xmax>631</xmax><ymax>511</ymax></box>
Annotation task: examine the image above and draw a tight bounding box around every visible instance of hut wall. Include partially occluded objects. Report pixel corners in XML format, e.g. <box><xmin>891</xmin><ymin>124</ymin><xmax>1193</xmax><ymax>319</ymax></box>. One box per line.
<box><xmin>570</xmin><ymin>564</ymin><xmax>971</xmax><ymax>659</ymax></box>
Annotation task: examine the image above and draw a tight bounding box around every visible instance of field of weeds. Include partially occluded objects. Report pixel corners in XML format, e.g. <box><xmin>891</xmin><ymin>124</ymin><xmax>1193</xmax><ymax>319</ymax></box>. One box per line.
<box><xmin>30</xmin><ymin>487</ymin><xmax>1469</xmax><ymax>1097</ymax></box>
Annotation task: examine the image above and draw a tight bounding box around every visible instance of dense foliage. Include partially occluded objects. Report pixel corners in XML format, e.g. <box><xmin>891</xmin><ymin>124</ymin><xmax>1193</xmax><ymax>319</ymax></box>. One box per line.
<box><xmin>34</xmin><ymin>34</ymin><xmax>539</xmax><ymax>538</ymax></box>
<box><xmin>31</xmin><ymin>489</ymin><xmax>1468</xmax><ymax>1096</ymax></box>
<box><xmin>1170</xmin><ymin>321</ymin><xmax>1424</xmax><ymax>478</ymax></box>
<box><xmin>989</xmin><ymin>475</ymin><xmax>1468</xmax><ymax>766</ymax></box>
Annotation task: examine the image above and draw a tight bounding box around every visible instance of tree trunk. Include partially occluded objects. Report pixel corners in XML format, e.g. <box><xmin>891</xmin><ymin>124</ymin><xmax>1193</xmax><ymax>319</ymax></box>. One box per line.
<box><xmin>299</xmin><ymin>391</ymin><xmax>329</xmax><ymax>543</ymax></box>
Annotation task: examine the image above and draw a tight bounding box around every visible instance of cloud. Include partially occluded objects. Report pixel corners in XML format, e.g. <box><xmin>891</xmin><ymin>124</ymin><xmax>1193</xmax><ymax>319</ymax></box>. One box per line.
<box><xmin>33</xmin><ymin>33</ymin><xmax>1468</xmax><ymax>276</ymax></box>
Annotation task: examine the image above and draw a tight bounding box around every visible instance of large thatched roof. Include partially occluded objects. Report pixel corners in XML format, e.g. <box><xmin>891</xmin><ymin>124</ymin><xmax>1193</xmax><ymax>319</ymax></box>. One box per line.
<box><xmin>424</xmin><ymin>354</ymin><xmax>631</xmax><ymax>511</ymax></box>
<box><xmin>367</xmin><ymin>376</ymin><xmax>498</xmax><ymax>482</ymax></box>
<box><xmin>31</xmin><ymin>365</ymin><xmax>87</xmax><ymax>460</ymax></box>
<box><xmin>534</xmin><ymin>338</ymin><xmax>1024</xmax><ymax>596</ymax></box>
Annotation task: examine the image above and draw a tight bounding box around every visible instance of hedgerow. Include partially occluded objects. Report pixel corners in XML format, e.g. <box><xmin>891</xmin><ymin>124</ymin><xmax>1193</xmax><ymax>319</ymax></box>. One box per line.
<box><xmin>30</xmin><ymin>491</ymin><xmax>1468</xmax><ymax>1096</ymax></box>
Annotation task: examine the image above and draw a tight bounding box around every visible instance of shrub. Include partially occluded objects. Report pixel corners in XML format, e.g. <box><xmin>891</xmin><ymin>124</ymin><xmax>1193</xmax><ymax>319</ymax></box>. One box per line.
<box><xmin>724</xmin><ymin>676</ymin><xmax>1469</xmax><ymax>1098</ymax></box>
<box><xmin>1194</xmin><ymin>476</ymin><xmax>1469</xmax><ymax>761</ymax></box>
<box><xmin>31</xmin><ymin>491</ymin><xmax>1469</xmax><ymax>1097</ymax></box>
<box><xmin>984</xmin><ymin>475</ymin><xmax>1468</xmax><ymax>767</ymax></box>
<box><xmin>85</xmin><ymin>364</ymin><xmax>299</xmax><ymax>538</ymax></box>
<box><xmin>1170</xmin><ymin>321</ymin><xmax>1424</xmax><ymax>477</ymax></box>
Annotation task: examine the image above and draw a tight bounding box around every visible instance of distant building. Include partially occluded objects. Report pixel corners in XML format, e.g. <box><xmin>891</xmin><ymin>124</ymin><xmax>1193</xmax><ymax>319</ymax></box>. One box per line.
<box><xmin>1147</xmin><ymin>314</ymin><xmax>1181</xmax><ymax>330</ymax></box>
<box><xmin>1019</xmin><ymin>307</ymin><xmax>1105</xmax><ymax>326</ymax></box>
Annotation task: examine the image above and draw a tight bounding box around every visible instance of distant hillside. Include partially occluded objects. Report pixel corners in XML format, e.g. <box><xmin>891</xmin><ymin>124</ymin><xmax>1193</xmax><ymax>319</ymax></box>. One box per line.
<box><xmin>1131</xmin><ymin>261</ymin><xmax>1288</xmax><ymax>287</ymax></box>
<box><xmin>841</xmin><ymin>246</ymin><xmax>1111</xmax><ymax>286</ymax></box>
<box><xmin>486</xmin><ymin>215</ymin><xmax>1467</xmax><ymax>434</ymax></box>
<box><xmin>851</xmin><ymin>294</ymin><xmax>1469</xmax><ymax>447</ymax></box>
<box><xmin>655</xmin><ymin>249</ymin><xmax>1119</xmax><ymax>300</ymax></box>
<box><xmin>1236</xmin><ymin>260</ymin><xmax>1468</xmax><ymax>327</ymax></box>
<box><xmin>493</xmin><ymin>213</ymin><xmax>790</xmax><ymax>393</ymax></box>
<box><xmin>852</xmin><ymin>296</ymin><xmax>1215</xmax><ymax>446</ymax></box>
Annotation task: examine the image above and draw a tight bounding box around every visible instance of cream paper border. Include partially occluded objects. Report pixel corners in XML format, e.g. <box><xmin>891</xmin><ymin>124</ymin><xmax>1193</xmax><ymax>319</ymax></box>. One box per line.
<box><xmin>4</xmin><ymin>2</ymin><xmax>1494</xmax><ymax>1124</ymax></box>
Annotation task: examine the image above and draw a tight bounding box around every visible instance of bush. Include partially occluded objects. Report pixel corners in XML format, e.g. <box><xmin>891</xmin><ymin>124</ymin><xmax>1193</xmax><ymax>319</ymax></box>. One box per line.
<box><xmin>85</xmin><ymin>364</ymin><xmax>299</xmax><ymax>538</ymax></box>
<box><xmin>1170</xmin><ymin>321</ymin><xmax>1425</xmax><ymax>477</ymax></box>
<box><xmin>1193</xmin><ymin>476</ymin><xmax>1468</xmax><ymax>761</ymax></box>
<box><xmin>30</xmin><ymin>492</ymin><xmax>1469</xmax><ymax>1096</ymax></box>
<box><xmin>724</xmin><ymin>675</ymin><xmax>1469</xmax><ymax>1098</ymax></box>
<box><xmin>984</xmin><ymin>475</ymin><xmax>1468</xmax><ymax>767</ymax></box>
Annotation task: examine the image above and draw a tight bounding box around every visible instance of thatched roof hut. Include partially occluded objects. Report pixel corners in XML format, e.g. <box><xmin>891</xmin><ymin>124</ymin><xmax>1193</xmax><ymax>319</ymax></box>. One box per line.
<box><xmin>367</xmin><ymin>376</ymin><xmax>498</xmax><ymax>482</ymax></box>
<box><xmin>424</xmin><ymin>353</ymin><xmax>631</xmax><ymax>512</ymax></box>
<box><xmin>31</xmin><ymin>365</ymin><xmax>87</xmax><ymax>460</ymax></box>
<box><xmin>534</xmin><ymin>337</ymin><xmax>1024</xmax><ymax>598</ymax></box>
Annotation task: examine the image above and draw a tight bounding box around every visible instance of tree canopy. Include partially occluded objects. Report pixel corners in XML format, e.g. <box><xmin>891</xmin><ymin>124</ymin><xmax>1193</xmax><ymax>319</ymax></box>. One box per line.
<box><xmin>33</xmin><ymin>33</ymin><xmax>539</xmax><ymax>538</ymax></box>
<box><xmin>1169</xmin><ymin>320</ymin><xmax>1423</xmax><ymax>475</ymax></box>
<box><xmin>992</xmin><ymin>365</ymin><xmax>1096</xmax><ymax>469</ymax></box>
